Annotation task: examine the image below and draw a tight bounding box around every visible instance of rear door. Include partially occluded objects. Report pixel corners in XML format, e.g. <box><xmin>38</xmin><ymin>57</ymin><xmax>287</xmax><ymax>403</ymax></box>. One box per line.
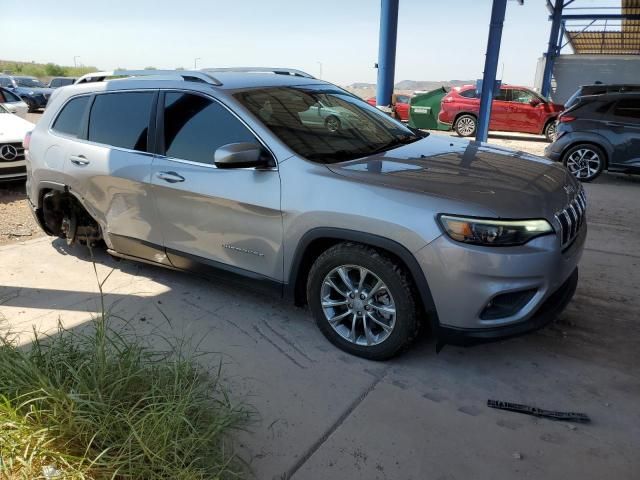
<box><xmin>607</xmin><ymin>97</ymin><xmax>640</xmax><ymax>169</ymax></box>
<box><xmin>151</xmin><ymin>91</ymin><xmax>283</xmax><ymax>281</ymax></box>
<box><xmin>61</xmin><ymin>90</ymin><xmax>165</xmax><ymax>253</ymax></box>
<box><xmin>489</xmin><ymin>88</ymin><xmax>512</xmax><ymax>131</ymax></box>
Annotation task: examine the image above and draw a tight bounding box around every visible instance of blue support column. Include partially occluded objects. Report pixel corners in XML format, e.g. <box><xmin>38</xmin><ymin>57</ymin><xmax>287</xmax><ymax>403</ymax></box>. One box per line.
<box><xmin>376</xmin><ymin>0</ymin><xmax>399</xmax><ymax>107</ymax></box>
<box><xmin>541</xmin><ymin>0</ymin><xmax>564</xmax><ymax>98</ymax></box>
<box><xmin>476</xmin><ymin>0</ymin><xmax>507</xmax><ymax>143</ymax></box>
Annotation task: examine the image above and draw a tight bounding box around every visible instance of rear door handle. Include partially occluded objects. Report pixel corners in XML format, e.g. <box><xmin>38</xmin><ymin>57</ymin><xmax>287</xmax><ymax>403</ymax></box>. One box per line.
<box><xmin>70</xmin><ymin>155</ymin><xmax>89</xmax><ymax>166</ymax></box>
<box><xmin>156</xmin><ymin>171</ymin><xmax>185</xmax><ymax>183</ymax></box>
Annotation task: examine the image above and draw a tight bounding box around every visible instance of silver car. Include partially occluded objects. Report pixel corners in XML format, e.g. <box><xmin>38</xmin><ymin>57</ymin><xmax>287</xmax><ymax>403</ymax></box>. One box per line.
<box><xmin>25</xmin><ymin>69</ymin><xmax>586</xmax><ymax>360</ymax></box>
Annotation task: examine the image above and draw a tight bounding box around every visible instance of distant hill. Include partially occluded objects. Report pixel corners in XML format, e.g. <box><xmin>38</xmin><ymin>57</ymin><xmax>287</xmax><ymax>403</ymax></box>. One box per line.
<box><xmin>394</xmin><ymin>79</ymin><xmax>473</xmax><ymax>91</ymax></box>
<box><xmin>345</xmin><ymin>79</ymin><xmax>475</xmax><ymax>100</ymax></box>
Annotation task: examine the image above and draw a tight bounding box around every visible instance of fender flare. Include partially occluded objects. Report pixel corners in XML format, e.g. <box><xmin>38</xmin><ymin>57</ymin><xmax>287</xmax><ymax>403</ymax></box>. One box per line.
<box><xmin>287</xmin><ymin>227</ymin><xmax>440</xmax><ymax>330</ymax></box>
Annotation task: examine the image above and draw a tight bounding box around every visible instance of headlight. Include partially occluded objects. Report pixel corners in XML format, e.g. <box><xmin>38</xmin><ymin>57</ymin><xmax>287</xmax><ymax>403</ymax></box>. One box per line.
<box><xmin>438</xmin><ymin>215</ymin><xmax>554</xmax><ymax>246</ymax></box>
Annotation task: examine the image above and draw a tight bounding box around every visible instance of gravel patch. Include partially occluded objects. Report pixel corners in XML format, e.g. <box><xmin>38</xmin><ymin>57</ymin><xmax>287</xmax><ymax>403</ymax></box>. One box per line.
<box><xmin>0</xmin><ymin>182</ymin><xmax>43</xmax><ymax>245</ymax></box>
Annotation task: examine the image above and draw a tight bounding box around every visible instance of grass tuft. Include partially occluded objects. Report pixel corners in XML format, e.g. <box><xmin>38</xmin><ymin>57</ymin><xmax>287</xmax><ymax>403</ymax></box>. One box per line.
<box><xmin>0</xmin><ymin>266</ymin><xmax>249</xmax><ymax>479</ymax></box>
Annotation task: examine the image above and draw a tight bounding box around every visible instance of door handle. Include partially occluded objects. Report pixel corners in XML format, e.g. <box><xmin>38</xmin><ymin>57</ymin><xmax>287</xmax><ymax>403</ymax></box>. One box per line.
<box><xmin>156</xmin><ymin>171</ymin><xmax>185</xmax><ymax>183</ymax></box>
<box><xmin>70</xmin><ymin>155</ymin><xmax>89</xmax><ymax>166</ymax></box>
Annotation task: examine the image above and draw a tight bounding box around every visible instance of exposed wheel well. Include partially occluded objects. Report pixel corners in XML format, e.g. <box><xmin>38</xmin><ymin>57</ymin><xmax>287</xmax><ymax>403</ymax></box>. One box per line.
<box><xmin>39</xmin><ymin>188</ymin><xmax>102</xmax><ymax>244</ymax></box>
<box><xmin>291</xmin><ymin>236</ymin><xmax>436</xmax><ymax>331</ymax></box>
<box><xmin>560</xmin><ymin>141</ymin><xmax>609</xmax><ymax>169</ymax></box>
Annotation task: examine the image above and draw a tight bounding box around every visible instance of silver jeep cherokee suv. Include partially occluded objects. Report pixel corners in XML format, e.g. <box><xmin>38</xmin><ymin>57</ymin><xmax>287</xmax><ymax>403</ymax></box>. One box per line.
<box><xmin>25</xmin><ymin>68</ymin><xmax>586</xmax><ymax>360</ymax></box>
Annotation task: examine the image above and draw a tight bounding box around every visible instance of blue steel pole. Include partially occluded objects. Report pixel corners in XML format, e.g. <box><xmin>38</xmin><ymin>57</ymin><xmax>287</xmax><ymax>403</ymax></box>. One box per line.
<box><xmin>476</xmin><ymin>0</ymin><xmax>507</xmax><ymax>143</ymax></box>
<box><xmin>541</xmin><ymin>0</ymin><xmax>563</xmax><ymax>98</ymax></box>
<box><xmin>376</xmin><ymin>0</ymin><xmax>399</xmax><ymax>107</ymax></box>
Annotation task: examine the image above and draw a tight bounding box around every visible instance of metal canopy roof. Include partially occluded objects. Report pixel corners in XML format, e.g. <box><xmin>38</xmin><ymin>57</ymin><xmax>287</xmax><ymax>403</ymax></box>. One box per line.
<box><xmin>565</xmin><ymin>0</ymin><xmax>640</xmax><ymax>54</ymax></box>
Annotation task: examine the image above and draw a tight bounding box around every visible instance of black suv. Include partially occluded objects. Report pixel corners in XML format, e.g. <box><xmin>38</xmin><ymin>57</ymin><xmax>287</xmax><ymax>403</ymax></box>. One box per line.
<box><xmin>564</xmin><ymin>84</ymin><xmax>640</xmax><ymax>110</ymax></box>
<box><xmin>545</xmin><ymin>92</ymin><xmax>640</xmax><ymax>182</ymax></box>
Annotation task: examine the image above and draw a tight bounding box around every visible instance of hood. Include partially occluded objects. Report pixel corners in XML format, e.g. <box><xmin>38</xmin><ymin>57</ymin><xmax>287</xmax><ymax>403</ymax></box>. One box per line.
<box><xmin>327</xmin><ymin>134</ymin><xmax>578</xmax><ymax>220</ymax></box>
<box><xmin>15</xmin><ymin>86</ymin><xmax>54</xmax><ymax>96</ymax></box>
<box><xmin>0</xmin><ymin>113</ymin><xmax>35</xmax><ymax>142</ymax></box>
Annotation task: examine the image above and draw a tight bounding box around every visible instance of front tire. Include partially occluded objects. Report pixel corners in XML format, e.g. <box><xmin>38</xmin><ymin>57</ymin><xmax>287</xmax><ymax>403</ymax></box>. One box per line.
<box><xmin>454</xmin><ymin>114</ymin><xmax>477</xmax><ymax>137</ymax></box>
<box><xmin>23</xmin><ymin>97</ymin><xmax>38</xmax><ymax>113</ymax></box>
<box><xmin>544</xmin><ymin>120</ymin><xmax>557</xmax><ymax>142</ymax></box>
<box><xmin>563</xmin><ymin>143</ymin><xmax>605</xmax><ymax>182</ymax></box>
<box><xmin>307</xmin><ymin>243</ymin><xmax>419</xmax><ymax>360</ymax></box>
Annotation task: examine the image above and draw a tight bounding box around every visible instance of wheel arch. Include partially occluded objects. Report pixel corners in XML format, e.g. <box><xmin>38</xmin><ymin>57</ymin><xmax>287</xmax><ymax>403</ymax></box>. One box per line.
<box><xmin>453</xmin><ymin>111</ymin><xmax>478</xmax><ymax>124</ymax></box>
<box><xmin>286</xmin><ymin>227</ymin><xmax>440</xmax><ymax>330</ymax></box>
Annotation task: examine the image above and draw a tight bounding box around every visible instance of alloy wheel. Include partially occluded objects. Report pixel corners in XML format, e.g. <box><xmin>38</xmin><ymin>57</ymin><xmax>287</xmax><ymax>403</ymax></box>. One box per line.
<box><xmin>325</xmin><ymin>116</ymin><xmax>340</xmax><ymax>132</ymax></box>
<box><xmin>546</xmin><ymin>122</ymin><xmax>557</xmax><ymax>141</ymax></box>
<box><xmin>320</xmin><ymin>265</ymin><xmax>396</xmax><ymax>346</ymax></box>
<box><xmin>566</xmin><ymin>148</ymin><xmax>601</xmax><ymax>180</ymax></box>
<box><xmin>456</xmin><ymin>116</ymin><xmax>476</xmax><ymax>136</ymax></box>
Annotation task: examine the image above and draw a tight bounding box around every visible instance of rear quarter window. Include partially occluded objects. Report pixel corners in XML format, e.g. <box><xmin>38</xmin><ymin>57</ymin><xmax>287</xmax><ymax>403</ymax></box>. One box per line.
<box><xmin>52</xmin><ymin>96</ymin><xmax>91</xmax><ymax>137</ymax></box>
<box><xmin>459</xmin><ymin>89</ymin><xmax>478</xmax><ymax>99</ymax></box>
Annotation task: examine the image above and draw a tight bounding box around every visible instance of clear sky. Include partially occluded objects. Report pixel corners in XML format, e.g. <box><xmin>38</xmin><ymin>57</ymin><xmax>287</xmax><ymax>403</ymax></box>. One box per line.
<box><xmin>2</xmin><ymin>0</ymin><xmax>559</xmax><ymax>87</ymax></box>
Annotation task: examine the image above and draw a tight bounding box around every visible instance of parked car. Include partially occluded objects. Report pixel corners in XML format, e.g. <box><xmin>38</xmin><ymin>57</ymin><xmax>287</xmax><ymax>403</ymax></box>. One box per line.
<box><xmin>438</xmin><ymin>85</ymin><xmax>564</xmax><ymax>141</ymax></box>
<box><xmin>0</xmin><ymin>104</ymin><xmax>34</xmax><ymax>181</ymax></box>
<box><xmin>48</xmin><ymin>77</ymin><xmax>78</xmax><ymax>89</ymax></box>
<box><xmin>0</xmin><ymin>75</ymin><xmax>53</xmax><ymax>112</ymax></box>
<box><xmin>545</xmin><ymin>92</ymin><xmax>640</xmax><ymax>182</ymax></box>
<box><xmin>564</xmin><ymin>84</ymin><xmax>640</xmax><ymax>110</ymax></box>
<box><xmin>0</xmin><ymin>87</ymin><xmax>29</xmax><ymax>118</ymax></box>
<box><xmin>366</xmin><ymin>94</ymin><xmax>411</xmax><ymax>121</ymax></box>
<box><xmin>297</xmin><ymin>100</ymin><xmax>360</xmax><ymax>132</ymax></box>
<box><xmin>25</xmin><ymin>69</ymin><xmax>585</xmax><ymax>360</ymax></box>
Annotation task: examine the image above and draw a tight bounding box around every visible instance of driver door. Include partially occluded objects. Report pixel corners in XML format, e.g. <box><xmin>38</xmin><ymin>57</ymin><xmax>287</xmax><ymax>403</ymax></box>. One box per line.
<box><xmin>151</xmin><ymin>91</ymin><xmax>283</xmax><ymax>282</ymax></box>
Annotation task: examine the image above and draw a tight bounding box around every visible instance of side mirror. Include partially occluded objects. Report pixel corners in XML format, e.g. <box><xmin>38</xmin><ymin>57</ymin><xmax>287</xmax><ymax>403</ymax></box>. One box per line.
<box><xmin>214</xmin><ymin>142</ymin><xmax>274</xmax><ymax>169</ymax></box>
<box><xmin>530</xmin><ymin>99</ymin><xmax>542</xmax><ymax>107</ymax></box>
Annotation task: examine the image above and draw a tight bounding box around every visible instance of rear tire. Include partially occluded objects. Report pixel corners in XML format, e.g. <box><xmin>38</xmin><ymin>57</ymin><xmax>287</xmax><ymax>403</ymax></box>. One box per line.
<box><xmin>562</xmin><ymin>143</ymin><xmax>605</xmax><ymax>182</ymax></box>
<box><xmin>454</xmin><ymin>114</ymin><xmax>477</xmax><ymax>137</ymax></box>
<box><xmin>306</xmin><ymin>243</ymin><xmax>419</xmax><ymax>360</ymax></box>
<box><xmin>325</xmin><ymin>115</ymin><xmax>341</xmax><ymax>132</ymax></box>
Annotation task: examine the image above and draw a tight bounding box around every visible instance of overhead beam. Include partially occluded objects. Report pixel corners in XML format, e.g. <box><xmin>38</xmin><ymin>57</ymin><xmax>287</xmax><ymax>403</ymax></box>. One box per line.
<box><xmin>558</xmin><ymin>14</ymin><xmax>640</xmax><ymax>21</ymax></box>
<box><xmin>476</xmin><ymin>0</ymin><xmax>508</xmax><ymax>142</ymax></box>
<box><xmin>376</xmin><ymin>0</ymin><xmax>399</xmax><ymax>107</ymax></box>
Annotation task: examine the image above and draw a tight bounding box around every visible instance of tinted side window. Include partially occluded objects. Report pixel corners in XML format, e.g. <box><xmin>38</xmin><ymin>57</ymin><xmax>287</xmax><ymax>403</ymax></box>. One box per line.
<box><xmin>494</xmin><ymin>89</ymin><xmax>508</xmax><ymax>101</ymax></box>
<box><xmin>163</xmin><ymin>92</ymin><xmax>256</xmax><ymax>165</ymax></box>
<box><xmin>3</xmin><ymin>89</ymin><xmax>21</xmax><ymax>102</ymax></box>
<box><xmin>613</xmin><ymin>98</ymin><xmax>640</xmax><ymax>120</ymax></box>
<box><xmin>88</xmin><ymin>92</ymin><xmax>154</xmax><ymax>151</ymax></box>
<box><xmin>52</xmin><ymin>96</ymin><xmax>91</xmax><ymax>137</ymax></box>
<box><xmin>459</xmin><ymin>89</ymin><xmax>477</xmax><ymax>99</ymax></box>
<box><xmin>0</xmin><ymin>78</ymin><xmax>12</xmax><ymax>87</ymax></box>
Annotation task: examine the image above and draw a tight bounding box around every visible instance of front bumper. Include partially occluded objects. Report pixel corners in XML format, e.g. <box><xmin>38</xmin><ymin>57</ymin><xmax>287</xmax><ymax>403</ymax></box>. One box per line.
<box><xmin>0</xmin><ymin>160</ymin><xmax>27</xmax><ymax>181</ymax></box>
<box><xmin>416</xmin><ymin>222</ymin><xmax>586</xmax><ymax>342</ymax></box>
<box><xmin>438</xmin><ymin>267</ymin><xmax>578</xmax><ymax>346</ymax></box>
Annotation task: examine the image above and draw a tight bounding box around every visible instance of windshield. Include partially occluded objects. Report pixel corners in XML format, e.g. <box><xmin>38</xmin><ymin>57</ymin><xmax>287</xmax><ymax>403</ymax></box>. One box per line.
<box><xmin>234</xmin><ymin>85</ymin><xmax>422</xmax><ymax>164</ymax></box>
<box><xmin>15</xmin><ymin>77</ymin><xmax>45</xmax><ymax>88</ymax></box>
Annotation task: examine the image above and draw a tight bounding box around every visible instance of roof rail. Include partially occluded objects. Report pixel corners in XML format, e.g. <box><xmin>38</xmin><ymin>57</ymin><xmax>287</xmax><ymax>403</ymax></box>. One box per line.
<box><xmin>202</xmin><ymin>67</ymin><xmax>315</xmax><ymax>79</ymax></box>
<box><xmin>74</xmin><ymin>70</ymin><xmax>222</xmax><ymax>86</ymax></box>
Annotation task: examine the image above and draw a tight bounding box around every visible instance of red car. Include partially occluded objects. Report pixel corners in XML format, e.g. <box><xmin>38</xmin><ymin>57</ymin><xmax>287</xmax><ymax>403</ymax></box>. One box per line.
<box><xmin>366</xmin><ymin>94</ymin><xmax>411</xmax><ymax>121</ymax></box>
<box><xmin>438</xmin><ymin>85</ymin><xmax>563</xmax><ymax>141</ymax></box>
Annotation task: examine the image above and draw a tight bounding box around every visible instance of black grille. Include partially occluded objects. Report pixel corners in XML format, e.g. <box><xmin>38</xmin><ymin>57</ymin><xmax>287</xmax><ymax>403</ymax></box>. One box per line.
<box><xmin>555</xmin><ymin>189</ymin><xmax>587</xmax><ymax>248</ymax></box>
<box><xmin>0</xmin><ymin>142</ymin><xmax>25</xmax><ymax>162</ymax></box>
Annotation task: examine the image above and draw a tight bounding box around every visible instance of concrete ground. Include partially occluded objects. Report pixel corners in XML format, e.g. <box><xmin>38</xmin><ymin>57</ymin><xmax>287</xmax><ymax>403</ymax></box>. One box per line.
<box><xmin>1</xmin><ymin>115</ymin><xmax>639</xmax><ymax>479</ymax></box>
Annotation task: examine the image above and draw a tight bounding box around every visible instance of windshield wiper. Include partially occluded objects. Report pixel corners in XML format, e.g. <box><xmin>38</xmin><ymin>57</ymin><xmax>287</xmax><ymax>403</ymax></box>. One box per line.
<box><xmin>367</xmin><ymin>135</ymin><xmax>420</xmax><ymax>156</ymax></box>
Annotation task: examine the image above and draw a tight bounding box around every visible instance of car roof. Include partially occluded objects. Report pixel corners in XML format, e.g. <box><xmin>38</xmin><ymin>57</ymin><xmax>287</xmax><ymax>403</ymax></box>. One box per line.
<box><xmin>207</xmin><ymin>71</ymin><xmax>326</xmax><ymax>90</ymax></box>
